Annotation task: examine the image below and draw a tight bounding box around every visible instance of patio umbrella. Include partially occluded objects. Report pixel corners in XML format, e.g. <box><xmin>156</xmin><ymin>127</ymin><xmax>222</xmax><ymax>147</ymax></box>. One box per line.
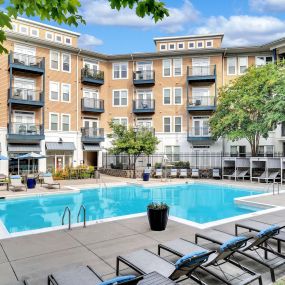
<box><xmin>16</xmin><ymin>152</ymin><xmax>46</xmax><ymax>174</ymax></box>
<box><xmin>0</xmin><ymin>155</ymin><xmax>8</xmax><ymax>161</ymax></box>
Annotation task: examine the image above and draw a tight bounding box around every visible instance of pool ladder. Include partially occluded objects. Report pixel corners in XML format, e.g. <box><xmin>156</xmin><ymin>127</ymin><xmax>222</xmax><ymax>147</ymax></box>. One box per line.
<box><xmin>272</xmin><ymin>182</ymin><xmax>281</xmax><ymax>195</ymax></box>
<box><xmin>62</xmin><ymin>206</ymin><xmax>71</xmax><ymax>230</ymax></box>
<box><xmin>77</xmin><ymin>205</ymin><xmax>87</xmax><ymax>228</ymax></box>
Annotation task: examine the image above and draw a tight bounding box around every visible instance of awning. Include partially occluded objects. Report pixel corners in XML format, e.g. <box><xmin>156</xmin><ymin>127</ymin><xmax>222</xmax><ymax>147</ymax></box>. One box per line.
<box><xmin>83</xmin><ymin>144</ymin><xmax>101</xmax><ymax>151</ymax></box>
<box><xmin>46</xmin><ymin>142</ymin><xmax>76</xmax><ymax>151</ymax></box>
<box><xmin>8</xmin><ymin>144</ymin><xmax>41</xmax><ymax>152</ymax></box>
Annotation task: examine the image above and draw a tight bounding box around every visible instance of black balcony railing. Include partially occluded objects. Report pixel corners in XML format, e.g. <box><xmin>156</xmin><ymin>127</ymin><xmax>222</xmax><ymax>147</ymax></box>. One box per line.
<box><xmin>9</xmin><ymin>52</ymin><xmax>45</xmax><ymax>69</ymax></box>
<box><xmin>188</xmin><ymin>127</ymin><xmax>211</xmax><ymax>137</ymax></box>
<box><xmin>188</xmin><ymin>96</ymin><xmax>216</xmax><ymax>107</ymax></box>
<box><xmin>10</xmin><ymin>87</ymin><xmax>43</xmax><ymax>102</ymax></box>
<box><xmin>81</xmin><ymin>68</ymin><xmax>104</xmax><ymax>84</ymax></box>
<box><xmin>133</xmin><ymin>99</ymin><xmax>155</xmax><ymax>113</ymax></box>
<box><xmin>9</xmin><ymin>123</ymin><xmax>43</xmax><ymax>136</ymax></box>
<box><xmin>187</xmin><ymin>65</ymin><xmax>216</xmax><ymax>79</ymax></box>
<box><xmin>81</xmin><ymin>127</ymin><xmax>104</xmax><ymax>141</ymax></box>
<box><xmin>81</xmin><ymin>98</ymin><xmax>104</xmax><ymax>112</ymax></box>
<box><xmin>133</xmin><ymin>70</ymin><xmax>155</xmax><ymax>81</ymax></box>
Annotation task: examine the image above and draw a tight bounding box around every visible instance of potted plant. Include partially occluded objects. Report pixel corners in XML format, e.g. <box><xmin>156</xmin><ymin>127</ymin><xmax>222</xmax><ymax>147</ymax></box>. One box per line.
<box><xmin>147</xmin><ymin>202</ymin><xmax>169</xmax><ymax>231</ymax></box>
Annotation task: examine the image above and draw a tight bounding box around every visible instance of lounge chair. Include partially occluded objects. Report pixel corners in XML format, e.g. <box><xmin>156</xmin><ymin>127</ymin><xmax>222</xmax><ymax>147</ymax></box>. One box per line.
<box><xmin>195</xmin><ymin>226</ymin><xmax>285</xmax><ymax>282</ymax></box>
<box><xmin>9</xmin><ymin>175</ymin><xmax>27</xmax><ymax>191</ymax></box>
<box><xmin>169</xmin><ymin>168</ymin><xmax>177</xmax><ymax>178</ymax></box>
<box><xmin>48</xmin><ymin>265</ymin><xmax>141</xmax><ymax>285</ymax></box>
<box><xmin>42</xmin><ymin>173</ymin><xmax>60</xmax><ymax>189</ymax></box>
<box><xmin>223</xmin><ymin>169</ymin><xmax>239</xmax><ymax>180</ymax></box>
<box><xmin>252</xmin><ymin>171</ymin><xmax>280</xmax><ymax>183</ymax></box>
<box><xmin>116</xmin><ymin>248</ymin><xmax>215</xmax><ymax>283</ymax></box>
<box><xmin>179</xmin><ymin>169</ymin><xmax>188</xmax><ymax>178</ymax></box>
<box><xmin>236</xmin><ymin>169</ymin><xmax>250</xmax><ymax>180</ymax></box>
<box><xmin>212</xmin><ymin>168</ymin><xmax>221</xmax><ymax>179</ymax></box>
<box><xmin>154</xmin><ymin>169</ymin><xmax>162</xmax><ymax>178</ymax></box>
<box><xmin>191</xmin><ymin>168</ymin><xmax>199</xmax><ymax>178</ymax></box>
<box><xmin>158</xmin><ymin>236</ymin><xmax>262</xmax><ymax>285</ymax></box>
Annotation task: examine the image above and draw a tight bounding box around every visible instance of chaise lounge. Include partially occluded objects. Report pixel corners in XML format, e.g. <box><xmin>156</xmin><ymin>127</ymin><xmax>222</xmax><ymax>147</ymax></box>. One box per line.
<box><xmin>42</xmin><ymin>173</ymin><xmax>60</xmax><ymax>189</ymax></box>
<box><xmin>9</xmin><ymin>175</ymin><xmax>27</xmax><ymax>191</ymax></box>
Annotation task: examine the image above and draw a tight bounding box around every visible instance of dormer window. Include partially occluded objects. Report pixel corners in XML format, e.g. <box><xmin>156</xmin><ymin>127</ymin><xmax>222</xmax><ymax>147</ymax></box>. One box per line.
<box><xmin>177</xmin><ymin>42</ymin><xmax>184</xmax><ymax>50</ymax></box>
<box><xmin>55</xmin><ymin>34</ymin><xmax>63</xmax><ymax>43</ymax></box>
<box><xmin>206</xmin><ymin>40</ymin><xmax>213</xmax><ymax>48</ymax></box>
<box><xmin>46</xmin><ymin>31</ymin><xmax>54</xmax><ymax>41</ymax></box>
<box><xmin>64</xmin><ymin>36</ymin><xmax>72</xmax><ymax>45</ymax></box>
<box><xmin>188</xmin><ymin>41</ymin><xmax>195</xmax><ymax>49</ymax></box>
<box><xmin>168</xmin><ymin>43</ymin><xmax>176</xmax><ymax>50</ymax></box>
<box><xmin>160</xmin><ymin>44</ymin><xmax>167</xmax><ymax>51</ymax></box>
<box><xmin>197</xmin><ymin>41</ymin><xmax>204</xmax><ymax>48</ymax></box>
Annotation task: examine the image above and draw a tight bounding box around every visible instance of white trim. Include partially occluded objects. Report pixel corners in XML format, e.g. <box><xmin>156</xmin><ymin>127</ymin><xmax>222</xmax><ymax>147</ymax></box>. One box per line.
<box><xmin>64</xmin><ymin>36</ymin><xmax>72</xmax><ymax>45</ymax></box>
<box><xmin>173</xmin><ymin>57</ymin><xmax>182</xmax><ymax>77</ymax></box>
<box><xmin>112</xmin><ymin>117</ymin><xmax>128</xmax><ymax>127</ymax></box>
<box><xmin>49</xmin><ymin>112</ymin><xmax>59</xmax><ymax>131</ymax></box>
<box><xmin>49</xmin><ymin>81</ymin><xmax>60</xmax><ymax>102</ymax></box>
<box><xmin>30</xmin><ymin>27</ymin><xmax>39</xmax><ymax>38</ymax></box>
<box><xmin>163</xmin><ymin>87</ymin><xmax>172</xmax><ymax>105</ymax></box>
<box><xmin>162</xmin><ymin>59</ymin><xmax>172</xmax><ymax>77</ymax></box>
<box><xmin>173</xmin><ymin>87</ymin><xmax>183</xmax><ymax>105</ymax></box>
<box><xmin>54</xmin><ymin>34</ymin><xmax>63</xmax><ymax>44</ymax></box>
<box><xmin>174</xmin><ymin>116</ymin><xmax>183</xmax><ymax>133</ymax></box>
<box><xmin>61</xmin><ymin>53</ymin><xmax>71</xmax><ymax>73</ymax></box>
<box><xmin>160</xmin><ymin>43</ymin><xmax>167</xmax><ymax>51</ymax></box>
<box><xmin>238</xmin><ymin>56</ymin><xmax>248</xmax><ymax>75</ymax></box>
<box><xmin>61</xmin><ymin>113</ymin><xmax>71</xmax><ymax>132</ymax></box>
<box><xmin>177</xmin><ymin>42</ymin><xmax>185</xmax><ymax>50</ymax></box>
<box><xmin>163</xmin><ymin>116</ymin><xmax>172</xmax><ymax>133</ymax></box>
<box><xmin>112</xmin><ymin>89</ymin><xmax>128</xmax><ymax>107</ymax></box>
<box><xmin>154</xmin><ymin>33</ymin><xmax>224</xmax><ymax>41</ymax></box>
<box><xmin>188</xmin><ymin>41</ymin><xmax>196</xmax><ymax>49</ymax></box>
<box><xmin>227</xmin><ymin>57</ymin><xmax>237</xmax><ymax>76</ymax></box>
<box><xmin>168</xmin><ymin>42</ymin><xmax>176</xmax><ymax>50</ymax></box>
<box><xmin>11</xmin><ymin>22</ymin><xmax>17</xmax><ymax>32</ymax></box>
<box><xmin>255</xmin><ymin>55</ymin><xmax>273</xmax><ymax>67</ymax></box>
<box><xmin>45</xmin><ymin>31</ymin><xmax>54</xmax><ymax>41</ymax></box>
<box><xmin>112</xmin><ymin>62</ymin><xmax>128</xmax><ymax>80</ymax></box>
<box><xmin>49</xmin><ymin>50</ymin><xmax>60</xmax><ymax>71</ymax></box>
<box><xmin>205</xmin><ymin>40</ymin><xmax>213</xmax><ymax>48</ymax></box>
<box><xmin>61</xmin><ymin>83</ymin><xmax>71</xmax><ymax>103</ymax></box>
<box><xmin>19</xmin><ymin>24</ymin><xmax>29</xmax><ymax>35</ymax></box>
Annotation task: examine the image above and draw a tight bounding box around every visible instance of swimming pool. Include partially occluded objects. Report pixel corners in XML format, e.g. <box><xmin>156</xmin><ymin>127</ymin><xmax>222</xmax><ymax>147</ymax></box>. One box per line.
<box><xmin>0</xmin><ymin>183</ymin><xmax>265</xmax><ymax>235</ymax></box>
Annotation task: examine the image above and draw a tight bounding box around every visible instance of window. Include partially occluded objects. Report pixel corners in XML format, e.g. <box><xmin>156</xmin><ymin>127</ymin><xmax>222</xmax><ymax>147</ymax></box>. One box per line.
<box><xmin>197</xmin><ymin>41</ymin><xmax>204</xmax><ymax>48</ymax></box>
<box><xmin>61</xmin><ymin>83</ymin><xmax>71</xmax><ymax>102</ymax></box>
<box><xmin>64</xmin><ymin>36</ymin><xmax>72</xmax><ymax>45</ymax></box>
<box><xmin>113</xmin><ymin>62</ymin><xmax>128</xmax><ymax>79</ymax></box>
<box><xmin>173</xmin><ymin>58</ymin><xmax>182</xmax><ymax>76</ymax></box>
<box><xmin>238</xmin><ymin>57</ymin><xmax>248</xmax><ymax>74</ymax></box>
<box><xmin>206</xmin><ymin>40</ymin><xmax>213</xmax><ymax>48</ymax></box>
<box><xmin>61</xmin><ymin>114</ymin><xmax>70</xmax><ymax>131</ymax></box>
<box><xmin>46</xmin><ymin>32</ymin><xmax>54</xmax><ymax>41</ymax></box>
<box><xmin>112</xmin><ymin>90</ymin><xmax>128</xmax><ymax>106</ymax></box>
<box><xmin>19</xmin><ymin>25</ymin><xmax>28</xmax><ymax>35</ymax></box>
<box><xmin>163</xmin><ymin>59</ymin><xmax>171</xmax><ymax>77</ymax></box>
<box><xmin>165</xmin><ymin>146</ymin><xmax>180</xmax><ymax>162</ymax></box>
<box><xmin>49</xmin><ymin>81</ymin><xmax>59</xmax><ymax>101</ymax></box>
<box><xmin>50</xmin><ymin>50</ymin><xmax>60</xmax><ymax>70</ymax></box>
<box><xmin>163</xmin><ymin>88</ymin><xmax>171</xmax><ymax>105</ymax></box>
<box><xmin>50</xmin><ymin>113</ymin><xmax>59</xmax><ymax>131</ymax></box>
<box><xmin>174</xmin><ymin>87</ymin><xmax>182</xmax><ymax>105</ymax></box>
<box><xmin>160</xmin><ymin>44</ymin><xmax>167</xmax><ymax>51</ymax></box>
<box><xmin>256</xmin><ymin>56</ymin><xmax>273</xmax><ymax>67</ymax></box>
<box><xmin>177</xmin><ymin>42</ymin><xmax>184</xmax><ymax>49</ymax></box>
<box><xmin>62</xmin><ymin>53</ymin><xmax>71</xmax><ymax>72</ymax></box>
<box><xmin>168</xmin><ymin>43</ymin><xmax>176</xmax><ymax>50</ymax></box>
<box><xmin>30</xmin><ymin>28</ymin><xmax>39</xmax><ymax>37</ymax></box>
<box><xmin>227</xmin><ymin>57</ymin><xmax>237</xmax><ymax>75</ymax></box>
<box><xmin>55</xmin><ymin>34</ymin><xmax>63</xmax><ymax>43</ymax></box>
<box><xmin>188</xmin><ymin>41</ymin><xmax>195</xmax><ymax>49</ymax></box>
<box><xmin>174</xmin><ymin>117</ymin><xmax>182</xmax><ymax>133</ymax></box>
<box><xmin>113</xmin><ymin>117</ymin><xmax>128</xmax><ymax>127</ymax></box>
<box><xmin>11</xmin><ymin>23</ymin><xmax>17</xmax><ymax>32</ymax></box>
<box><xmin>163</xmin><ymin>117</ymin><xmax>171</xmax><ymax>133</ymax></box>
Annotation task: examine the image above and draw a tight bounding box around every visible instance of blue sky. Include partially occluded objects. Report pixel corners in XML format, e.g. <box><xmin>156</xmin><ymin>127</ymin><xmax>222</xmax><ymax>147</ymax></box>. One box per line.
<box><xmin>3</xmin><ymin>0</ymin><xmax>285</xmax><ymax>54</ymax></box>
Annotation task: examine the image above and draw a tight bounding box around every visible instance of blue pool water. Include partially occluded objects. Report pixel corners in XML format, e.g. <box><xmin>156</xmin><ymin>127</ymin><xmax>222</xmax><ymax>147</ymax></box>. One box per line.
<box><xmin>0</xmin><ymin>183</ymin><xmax>263</xmax><ymax>233</ymax></box>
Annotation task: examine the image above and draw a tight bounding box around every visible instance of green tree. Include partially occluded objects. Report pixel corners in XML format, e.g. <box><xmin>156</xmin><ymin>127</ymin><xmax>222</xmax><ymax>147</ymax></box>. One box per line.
<box><xmin>210</xmin><ymin>62</ymin><xmax>285</xmax><ymax>156</ymax></box>
<box><xmin>0</xmin><ymin>0</ymin><xmax>169</xmax><ymax>54</ymax></box>
<box><xmin>108</xmin><ymin>122</ymin><xmax>159</xmax><ymax>177</ymax></box>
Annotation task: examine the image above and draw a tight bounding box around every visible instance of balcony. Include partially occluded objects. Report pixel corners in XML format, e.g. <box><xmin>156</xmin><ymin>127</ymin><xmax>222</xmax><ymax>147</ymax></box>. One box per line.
<box><xmin>133</xmin><ymin>70</ymin><xmax>155</xmax><ymax>86</ymax></box>
<box><xmin>81</xmin><ymin>98</ymin><xmax>104</xmax><ymax>113</ymax></box>
<box><xmin>9</xmin><ymin>52</ymin><xmax>45</xmax><ymax>74</ymax></box>
<box><xmin>133</xmin><ymin>99</ymin><xmax>155</xmax><ymax>114</ymax></box>
<box><xmin>7</xmin><ymin>123</ymin><xmax>44</xmax><ymax>143</ymax></box>
<box><xmin>187</xmin><ymin>96</ymin><xmax>216</xmax><ymax>112</ymax></box>
<box><xmin>81</xmin><ymin>68</ymin><xmax>104</xmax><ymax>85</ymax></box>
<box><xmin>8</xmin><ymin>88</ymin><xmax>44</xmax><ymax>107</ymax></box>
<box><xmin>187</xmin><ymin>65</ymin><xmax>216</xmax><ymax>82</ymax></box>
<box><xmin>81</xmin><ymin>127</ymin><xmax>105</xmax><ymax>143</ymax></box>
<box><xmin>187</xmin><ymin>127</ymin><xmax>213</xmax><ymax>144</ymax></box>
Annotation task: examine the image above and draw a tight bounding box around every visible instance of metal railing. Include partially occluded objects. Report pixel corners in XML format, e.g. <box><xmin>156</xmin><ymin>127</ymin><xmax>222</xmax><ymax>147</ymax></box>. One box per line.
<box><xmin>9</xmin><ymin>52</ymin><xmax>44</xmax><ymax>68</ymax></box>
<box><xmin>81</xmin><ymin>98</ymin><xmax>104</xmax><ymax>110</ymax></box>
<box><xmin>10</xmin><ymin>87</ymin><xmax>43</xmax><ymax>102</ymax></box>
<box><xmin>133</xmin><ymin>70</ymin><xmax>155</xmax><ymax>81</ymax></box>
<box><xmin>77</xmin><ymin>205</ymin><xmax>86</xmax><ymax>228</ymax></box>
<box><xmin>187</xmin><ymin>65</ymin><xmax>216</xmax><ymax>77</ymax></box>
<box><xmin>188</xmin><ymin>127</ymin><xmax>211</xmax><ymax>137</ymax></box>
<box><xmin>81</xmin><ymin>67</ymin><xmax>104</xmax><ymax>80</ymax></box>
<box><xmin>62</xmin><ymin>206</ymin><xmax>71</xmax><ymax>230</ymax></box>
<box><xmin>9</xmin><ymin>123</ymin><xmax>43</xmax><ymax>135</ymax></box>
<box><xmin>133</xmin><ymin>99</ymin><xmax>155</xmax><ymax>110</ymax></box>
<box><xmin>81</xmin><ymin>127</ymin><xmax>104</xmax><ymax>139</ymax></box>
<box><xmin>188</xmin><ymin>96</ymin><xmax>215</xmax><ymax>107</ymax></box>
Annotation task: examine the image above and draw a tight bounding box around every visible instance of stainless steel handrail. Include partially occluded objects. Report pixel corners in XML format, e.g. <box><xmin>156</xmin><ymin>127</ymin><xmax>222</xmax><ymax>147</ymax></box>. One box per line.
<box><xmin>77</xmin><ymin>205</ymin><xmax>86</xmax><ymax>228</ymax></box>
<box><xmin>62</xmin><ymin>206</ymin><xmax>71</xmax><ymax>230</ymax></box>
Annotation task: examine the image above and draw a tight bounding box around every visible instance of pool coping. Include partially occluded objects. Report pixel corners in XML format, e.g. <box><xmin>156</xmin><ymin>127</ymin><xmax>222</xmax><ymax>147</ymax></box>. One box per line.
<box><xmin>0</xmin><ymin>181</ymin><xmax>284</xmax><ymax>239</ymax></box>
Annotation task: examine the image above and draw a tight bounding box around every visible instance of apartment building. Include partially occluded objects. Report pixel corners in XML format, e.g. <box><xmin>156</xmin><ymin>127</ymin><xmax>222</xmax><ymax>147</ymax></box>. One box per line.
<box><xmin>0</xmin><ymin>17</ymin><xmax>285</xmax><ymax>174</ymax></box>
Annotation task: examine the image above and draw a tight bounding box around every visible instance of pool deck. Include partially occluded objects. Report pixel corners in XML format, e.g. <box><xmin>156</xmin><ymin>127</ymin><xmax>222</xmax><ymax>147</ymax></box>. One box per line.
<box><xmin>0</xmin><ymin>176</ymin><xmax>285</xmax><ymax>285</ymax></box>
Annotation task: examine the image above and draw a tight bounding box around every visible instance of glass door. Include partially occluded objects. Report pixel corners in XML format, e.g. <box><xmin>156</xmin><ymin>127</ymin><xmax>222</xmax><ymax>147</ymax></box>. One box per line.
<box><xmin>84</xmin><ymin>119</ymin><xmax>99</xmax><ymax>137</ymax></box>
<box><xmin>192</xmin><ymin>117</ymin><xmax>209</xmax><ymax>136</ymax></box>
<box><xmin>136</xmin><ymin>61</ymin><xmax>152</xmax><ymax>80</ymax></box>
<box><xmin>14</xmin><ymin>45</ymin><xmax>36</xmax><ymax>65</ymax></box>
<box><xmin>192</xmin><ymin>58</ymin><xmax>210</xmax><ymax>76</ymax></box>
<box><xmin>83</xmin><ymin>89</ymin><xmax>99</xmax><ymax>108</ymax></box>
<box><xmin>14</xmin><ymin>78</ymin><xmax>35</xmax><ymax>100</ymax></box>
<box><xmin>192</xmin><ymin>88</ymin><xmax>210</xmax><ymax>106</ymax></box>
<box><xmin>13</xmin><ymin>111</ymin><xmax>35</xmax><ymax>134</ymax></box>
<box><xmin>137</xmin><ymin>90</ymin><xmax>152</xmax><ymax>109</ymax></box>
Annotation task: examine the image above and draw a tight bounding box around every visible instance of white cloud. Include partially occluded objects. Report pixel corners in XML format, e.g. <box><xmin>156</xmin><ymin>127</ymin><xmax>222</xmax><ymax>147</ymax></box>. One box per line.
<box><xmin>195</xmin><ymin>15</ymin><xmax>285</xmax><ymax>46</ymax></box>
<box><xmin>249</xmin><ymin>0</ymin><xmax>285</xmax><ymax>12</ymax></box>
<box><xmin>80</xmin><ymin>0</ymin><xmax>199</xmax><ymax>33</ymax></box>
<box><xmin>78</xmin><ymin>34</ymin><xmax>103</xmax><ymax>49</ymax></box>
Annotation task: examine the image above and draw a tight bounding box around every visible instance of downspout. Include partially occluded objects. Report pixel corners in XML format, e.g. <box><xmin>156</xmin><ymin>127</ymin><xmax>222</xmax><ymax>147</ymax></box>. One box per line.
<box><xmin>131</xmin><ymin>54</ymin><xmax>135</xmax><ymax>128</ymax></box>
<box><xmin>76</xmin><ymin>49</ymin><xmax>82</xmax><ymax>166</ymax></box>
<box><xmin>221</xmin><ymin>48</ymin><xmax>227</xmax><ymax>156</ymax></box>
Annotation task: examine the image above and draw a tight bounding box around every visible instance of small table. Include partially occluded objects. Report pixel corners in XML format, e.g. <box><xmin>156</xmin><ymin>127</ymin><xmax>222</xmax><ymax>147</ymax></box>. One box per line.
<box><xmin>138</xmin><ymin>272</ymin><xmax>176</xmax><ymax>285</ymax></box>
<box><xmin>27</xmin><ymin>178</ymin><xmax>36</xmax><ymax>189</ymax></box>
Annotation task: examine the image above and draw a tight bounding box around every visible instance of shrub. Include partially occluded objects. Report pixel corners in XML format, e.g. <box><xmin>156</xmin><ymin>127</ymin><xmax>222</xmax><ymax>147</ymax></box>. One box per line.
<box><xmin>147</xmin><ymin>202</ymin><xmax>169</xmax><ymax>210</ymax></box>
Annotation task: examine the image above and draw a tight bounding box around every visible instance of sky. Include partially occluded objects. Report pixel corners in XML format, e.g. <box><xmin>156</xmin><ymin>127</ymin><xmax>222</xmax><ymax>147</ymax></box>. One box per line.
<box><xmin>3</xmin><ymin>0</ymin><xmax>285</xmax><ymax>54</ymax></box>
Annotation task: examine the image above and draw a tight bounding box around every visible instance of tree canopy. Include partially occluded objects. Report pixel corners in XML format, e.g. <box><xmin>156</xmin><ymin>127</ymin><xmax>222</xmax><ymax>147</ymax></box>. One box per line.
<box><xmin>0</xmin><ymin>0</ymin><xmax>169</xmax><ymax>54</ymax></box>
<box><xmin>210</xmin><ymin>62</ymin><xmax>285</xmax><ymax>156</ymax></box>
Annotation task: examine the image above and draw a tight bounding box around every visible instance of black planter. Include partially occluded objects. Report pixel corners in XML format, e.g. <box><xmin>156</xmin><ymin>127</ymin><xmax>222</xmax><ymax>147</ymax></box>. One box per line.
<box><xmin>147</xmin><ymin>207</ymin><xmax>169</xmax><ymax>231</ymax></box>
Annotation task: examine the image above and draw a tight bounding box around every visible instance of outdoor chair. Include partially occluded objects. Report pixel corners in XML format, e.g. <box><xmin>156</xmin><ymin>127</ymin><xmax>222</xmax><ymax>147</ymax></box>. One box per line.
<box><xmin>9</xmin><ymin>175</ymin><xmax>27</xmax><ymax>191</ymax></box>
<box><xmin>212</xmin><ymin>168</ymin><xmax>221</xmax><ymax>179</ymax></box>
<box><xmin>195</xmin><ymin>225</ymin><xmax>285</xmax><ymax>282</ymax></box>
<box><xmin>252</xmin><ymin>171</ymin><xmax>280</xmax><ymax>183</ymax></box>
<box><xmin>236</xmin><ymin>169</ymin><xmax>250</xmax><ymax>180</ymax></box>
<box><xmin>154</xmin><ymin>169</ymin><xmax>162</xmax><ymax>178</ymax></box>
<box><xmin>179</xmin><ymin>169</ymin><xmax>188</xmax><ymax>178</ymax></box>
<box><xmin>42</xmin><ymin>173</ymin><xmax>60</xmax><ymax>189</ymax></box>
<box><xmin>158</xmin><ymin>236</ymin><xmax>262</xmax><ymax>285</ymax></box>
<box><xmin>223</xmin><ymin>169</ymin><xmax>240</xmax><ymax>180</ymax></box>
<box><xmin>169</xmin><ymin>168</ymin><xmax>177</xmax><ymax>178</ymax></box>
<box><xmin>116</xmin><ymin>248</ymin><xmax>215</xmax><ymax>283</ymax></box>
<box><xmin>191</xmin><ymin>168</ymin><xmax>199</xmax><ymax>178</ymax></box>
<box><xmin>48</xmin><ymin>265</ymin><xmax>142</xmax><ymax>285</ymax></box>
<box><xmin>18</xmin><ymin>124</ymin><xmax>27</xmax><ymax>135</ymax></box>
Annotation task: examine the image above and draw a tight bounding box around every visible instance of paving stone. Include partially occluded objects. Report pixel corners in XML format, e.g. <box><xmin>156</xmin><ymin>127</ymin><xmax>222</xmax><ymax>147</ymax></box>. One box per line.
<box><xmin>0</xmin><ymin>262</ymin><xmax>18</xmax><ymax>285</ymax></box>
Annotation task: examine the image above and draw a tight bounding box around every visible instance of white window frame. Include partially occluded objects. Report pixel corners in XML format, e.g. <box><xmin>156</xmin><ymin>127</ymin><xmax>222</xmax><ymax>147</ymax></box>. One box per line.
<box><xmin>11</xmin><ymin>22</ymin><xmax>17</xmax><ymax>32</ymax></box>
<box><xmin>227</xmin><ymin>57</ymin><xmax>237</xmax><ymax>76</ymax></box>
<box><xmin>197</xmin><ymin>41</ymin><xmax>204</xmax><ymax>48</ymax></box>
<box><xmin>112</xmin><ymin>62</ymin><xmax>128</xmax><ymax>80</ymax></box>
<box><xmin>45</xmin><ymin>31</ymin><xmax>54</xmax><ymax>41</ymax></box>
<box><xmin>55</xmin><ymin>34</ymin><xmax>63</xmax><ymax>43</ymax></box>
<box><xmin>162</xmin><ymin>59</ymin><xmax>172</xmax><ymax>77</ymax></box>
<box><xmin>160</xmin><ymin>44</ymin><xmax>167</xmax><ymax>51</ymax></box>
<box><xmin>61</xmin><ymin>114</ymin><xmax>71</xmax><ymax>132</ymax></box>
<box><xmin>255</xmin><ymin>55</ymin><xmax>273</xmax><ymax>67</ymax></box>
<box><xmin>188</xmin><ymin>41</ymin><xmax>195</xmax><ymax>49</ymax></box>
<box><xmin>49</xmin><ymin>112</ymin><xmax>59</xmax><ymax>131</ymax></box>
<box><xmin>177</xmin><ymin>42</ymin><xmax>185</xmax><ymax>50</ymax></box>
<box><xmin>163</xmin><ymin>88</ymin><xmax>172</xmax><ymax>105</ymax></box>
<box><xmin>173</xmin><ymin>87</ymin><xmax>183</xmax><ymax>105</ymax></box>
<box><xmin>64</xmin><ymin>36</ymin><xmax>72</xmax><ymax>45</ymax></box>
<box><xmin>174</xmin><ymin>116</ymin><xmax>182</xmax><ymax>133</ymax></box>
<box><xmin>49</xmin><ymin>81</ymin><xmax>60</xmax><ymax>102</ymax></box>
<box><xmin>205</xmin><ymin>40</ymin><xmax>213</xmax><ymax>48</ymax></box>
<box><xmin>168</xmin><ymin>43</ymin><xmax>176</xmax><ymax>50</ymax></box>
<box><xmin>61</xmin><ymin>83</ymin><xmax>71</xmax><ymax>103</ymax></box>
<box><xmin>112</xmin><ymin>117</ymin><xmax>128</xmax><ymax>127</ymax></box>
<box><xmin>19</xmin><ymin>24</ymin><xmax>29</xmax><ymax>35</ymax></box>
<box><xmin>112</xmin><ymin>89</ymin><xmax>128</xmax><ymax>107</ymax></box>
<box><xmin>163</xmin><ymin>116</ymin><xmax>172</xmax><ymax>133</ymax></box>
<box><xmin>62</xmin><ymin>53</ymin><xmax>71</xmax><ymax>73</ymax></box>
<box><xmin>50</xmin><ymin>50</ymin><xmax>60</xmax><ymax>71</ymax></box>
<box><xmin>30</xmin><ymin>27</ymin><xmax>39</xmax><ymax>38</ymax></box>
<box><xmin>173</xmin><ymin>58</ymin><xmax>182</xmax><ymax>77</ymax></box>
<box><xmin>238</xmin><ymin>56</ymin><xmax>248</xmax><ymax>75</ymax></box>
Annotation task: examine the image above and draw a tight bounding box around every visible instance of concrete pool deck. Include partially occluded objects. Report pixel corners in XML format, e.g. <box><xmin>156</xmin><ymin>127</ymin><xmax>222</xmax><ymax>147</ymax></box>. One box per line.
<box><xmin>0</xmin><ymin>176</ymin><xmax>285</xmax><ymax>284</ymax></box>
